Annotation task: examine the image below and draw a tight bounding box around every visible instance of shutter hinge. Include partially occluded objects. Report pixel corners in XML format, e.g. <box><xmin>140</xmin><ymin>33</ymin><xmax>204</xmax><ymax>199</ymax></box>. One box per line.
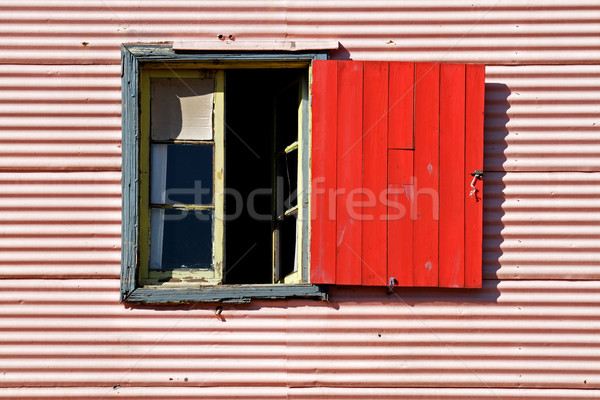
<box><xmin>388</xmin><ymin>277</ymin><xmax>397</xmax><ymax>294</ymax></box>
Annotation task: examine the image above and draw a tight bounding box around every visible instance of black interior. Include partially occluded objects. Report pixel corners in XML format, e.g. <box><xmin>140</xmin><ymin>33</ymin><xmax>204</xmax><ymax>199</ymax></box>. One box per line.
<box><xmin>224</xmin><ymin>69</ymin><xmax>303</xmax><ymax>284</ymax></box>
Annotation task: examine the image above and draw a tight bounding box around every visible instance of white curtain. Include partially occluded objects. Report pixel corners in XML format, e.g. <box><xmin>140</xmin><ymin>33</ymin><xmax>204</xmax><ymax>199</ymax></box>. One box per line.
<box><xmin>149</xmin><ymin>144</ymin><xmax>168</xmax><ymax>270</ymax></box>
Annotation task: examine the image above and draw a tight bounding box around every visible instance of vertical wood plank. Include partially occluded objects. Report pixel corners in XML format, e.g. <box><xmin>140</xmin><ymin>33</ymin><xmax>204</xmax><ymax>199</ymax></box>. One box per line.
<box><xmin>413</xmin><ymin>63</ymin><xmax>440</xmax><ymax>287</ymax></box>
<box><xmin>310</xmin><ymin>60</ymin><xmax>337</xmax><ymax>284</ymax></box>
<box><xmin>464</xmin><ymin>64</ymin><xmax>485</xmax><ymax>288</ymax></box>
<box><xmin>120</xmin><ymin>47</ymin><xmax>140</xmax><ymax>302</ymax></box>
<box><xmin>388</xmin><ymin>149</ymin><xmax>414</xmax><ymax>286</ymax></box>
<box><xmin>439</xmin><ymin>64</ymin><xmax>466</xmax><ymax>288</ymax></box>
<box><xmin>388</xmin><ymin>62</ymin><xmax>415</xmax><ymax>149</ymax></box>
<box><xmin>336</xmin><ymin>61</ymin><xmax>363</xmax><ymax>285</ymax></box>
<box><xmin>362</xmin><ymin>61</ymin><xmax>388</xmax><ymax>286</ymax></box>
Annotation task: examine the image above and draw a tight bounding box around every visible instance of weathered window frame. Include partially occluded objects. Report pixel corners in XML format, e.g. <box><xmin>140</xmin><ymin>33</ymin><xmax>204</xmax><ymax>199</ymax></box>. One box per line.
<box><xmin>120</xmin><ymin>43</ymin><xmax>328</xmax><ymax>304</ymax></box>
<box><xmin>141</xmin><ymin>68</ymin><xmax>224</xmax><ymax>287</ymax></box>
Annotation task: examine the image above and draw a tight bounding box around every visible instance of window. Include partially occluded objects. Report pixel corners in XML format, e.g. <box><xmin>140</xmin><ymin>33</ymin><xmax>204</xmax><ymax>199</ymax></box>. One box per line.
<box><xmin>121</xmin><ymin>44</ymin><xmax>328</xmax><ymax>303</ymax></box>
<box><xmin>121</xmin><ymin>43</ymin><xmax>485</xmax><ymax>304</ymax></box>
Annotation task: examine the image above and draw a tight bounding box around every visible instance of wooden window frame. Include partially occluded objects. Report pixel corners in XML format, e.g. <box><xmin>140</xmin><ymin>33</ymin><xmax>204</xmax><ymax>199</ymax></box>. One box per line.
<box><xmin>141</xmin><ymin>69</ymin><xmax>224</xmax><ymax>287</ymax></box>
<box><xmin>120</xmin><ymin>43</ymin><xmax>328</xmax><ymax>304</ymax></box>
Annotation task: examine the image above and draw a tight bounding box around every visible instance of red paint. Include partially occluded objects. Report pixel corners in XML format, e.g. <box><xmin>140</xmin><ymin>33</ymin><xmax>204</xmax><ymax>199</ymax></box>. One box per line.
<box><xmin>388</xmin><ymin>62</ymin><xmax>415</xmax><ymax>150</ymax></box>
<box><xmin>336</xmin><ymin>61</ymin><xmax>363</xmax><ymax>285</ymax></box>
<box><xmin>310</xmin><ymin>60</ymin><xmax>337</xmax><ymax>284</ymax></box>
<box><xmin>310</xmin><ymin>60</ymin><xmax>484</xmax><ymax>288</ymax></box>
<box><xmin>464</xmin><ymin>64</ymin><xmax>485</xmax><ymax>288</ymax></box>
<box><xmin>388</xmin><ymin>149</ymin><xmax>414</xmax><ymax>286</ymax></box>
<box><xmin>413</xmin><ymin>63</ymin><xmax>440</xmax><ymax>287</ymax></box>
<box><xmin>362</xmin><ymin>61</ymin><xmax>389</xmax><ymax>286</ymax></box>
<box><xmin>439</xmin><ymin>64</ymin><xmax>466</xmax><ymax>288</ymax></box>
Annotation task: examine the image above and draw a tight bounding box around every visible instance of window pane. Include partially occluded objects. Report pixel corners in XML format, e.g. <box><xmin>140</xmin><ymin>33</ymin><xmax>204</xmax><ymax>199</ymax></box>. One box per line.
<box><xmin>151</xmin><ymin>144</ymin><xmax>213</xmax><ymax>205</ymax></box>
<box><xmin>149</xmin><ymin>208</ymin><xmax>214</xmax><ymax>271</ymax></box>
<box><xmin>151</xmin><ymin>78</ymin><xmax>214</xmax><ymax>141</ymax></box>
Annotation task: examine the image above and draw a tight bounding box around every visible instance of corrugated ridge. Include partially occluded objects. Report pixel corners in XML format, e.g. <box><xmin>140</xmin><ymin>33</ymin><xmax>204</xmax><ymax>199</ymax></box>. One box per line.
<box><xmin>0</xmin><ymin>387</ymin><xmax>598</xmax><ymax>400</ymax></box>
<box><xmin>483</xmin><ymin>172</ymin><xmax>600</xmax><ymax>280</ymax></box>
<box><xmin>484</xmin><ymin>65</ymin><xmax>600</xmax><ymax>172</ymax></box>
<box><xmin>0</xmin><ymin>280</ymin><xmax>597</xmax><ymax>390</ymax></box>
<box><xmin>0</xmin><ymin>65</ymin><xmax>121</xmax><ymax>172</ymax></box>
<box><xmin>0</xmin><ymin>0</ymin><xmax>598</xmax><ymax>64</ymax></box>
<box><xmin>0</xmin><ymin>172</ymin><xmax>120</xmax><ymax>278</ymax></box>
<box><xmin>0</xmin><ymin>387</ymin><xmax>596</xmax><ymax>399</ymax></box>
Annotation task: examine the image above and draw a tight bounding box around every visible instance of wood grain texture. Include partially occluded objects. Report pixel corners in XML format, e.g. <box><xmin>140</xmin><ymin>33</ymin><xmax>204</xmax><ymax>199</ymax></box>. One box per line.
<box><xmin>125</xmin><ymin>43</ymin><xmax>329</xmax><ymax>62</ymax></box>
<box><xmin>388</xmin><ymin>62</ymin><xmax>415</xmax><ymax>150</ymax></box>
<box><xmin>362</xmin><ymin>61</ymin><xmax>389</xmax><ymax>286</ymax></box>
<box><xmin>126</xmin><ymin>285</ymin><xmax>328</xmax><ymax>304</ymax></box>
<box><xmin>413</xmin><ymin>63</ymin><xmax>440</xmax><ymax>287</ymax></box>
<box><xmin>310</xmin><ymin>60</ymin><xmax>337</xmax><ymax>285</ymax></box>
<box><xmin>336</xmin><ymin>61</ymin><xmax>363</xmax><ymax>286</ymax></box>
<box><xmin>439</xmin><ymin>64</ymin><xmax>466</xmax><ymax>288</ymax></box>
<box><xmin>120</xmin><ymin>47</ymin><xmax>140</xmax><ymax>302</ymax></box>
<box><xmin>464</xmin><ymin>64</ymin><xmax>485</xmax><ymax>288</ymax></box>
<box><xmin>388</xmin><ymin>149</ymin><xmax>414</xmax><ymax>286</ymax></box>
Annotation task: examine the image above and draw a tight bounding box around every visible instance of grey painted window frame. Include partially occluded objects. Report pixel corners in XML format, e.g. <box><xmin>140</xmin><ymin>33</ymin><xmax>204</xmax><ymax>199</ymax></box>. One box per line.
<box><xmin>121</xmin><ymin>43</ymin><xmax>328</xmax><ymax>304</ymax></box>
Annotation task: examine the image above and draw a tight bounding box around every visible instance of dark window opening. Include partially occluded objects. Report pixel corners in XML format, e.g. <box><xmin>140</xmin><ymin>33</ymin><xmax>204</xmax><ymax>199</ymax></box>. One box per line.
<box><xmin>224</xmin><ymin>69</ymin><xmax>304</xmax><ymax>284</ymax></box>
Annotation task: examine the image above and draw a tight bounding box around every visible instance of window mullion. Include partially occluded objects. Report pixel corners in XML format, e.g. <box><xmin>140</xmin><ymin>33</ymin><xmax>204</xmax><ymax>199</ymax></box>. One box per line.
<box><xmin>213</xmin><ymin>70</ymin><xmax>225</xmax><ymax>284</ymax></box>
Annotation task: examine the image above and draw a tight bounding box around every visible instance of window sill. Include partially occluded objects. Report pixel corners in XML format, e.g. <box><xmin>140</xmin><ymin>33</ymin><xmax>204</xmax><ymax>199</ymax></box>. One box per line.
<box><xmin>123</xmin><ymin>284</ymin><xmax>328</xmax><ymax>304</ymax></box>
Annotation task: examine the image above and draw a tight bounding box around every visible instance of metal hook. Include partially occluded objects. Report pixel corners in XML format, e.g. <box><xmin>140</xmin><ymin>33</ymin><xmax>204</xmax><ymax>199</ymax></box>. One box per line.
<box><xmin>215</xmin><ymin>306</ymin><xmax>225</xmax><ymax>321</ymax></box>
<box><xmin>469</xmin><ymin>170</ymin><xmax>483</xmax><ymax>198</ymax></box>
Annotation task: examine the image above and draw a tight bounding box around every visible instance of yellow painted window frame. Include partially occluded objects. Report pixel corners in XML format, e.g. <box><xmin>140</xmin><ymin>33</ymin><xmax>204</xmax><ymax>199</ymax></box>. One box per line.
<box><xmin>276</xmin><ymin>81</ymin><xmax>306</xmax><ymax>285</ymax></box>
<box><xmin>136</xmin><ymin>60</ymin><xmax>310</xmax><ymax>288</ymax></box>
<box><xmin>139</xmin><ymin>68</ymin><xmax>225</xmax><ymax>287</ymax></box>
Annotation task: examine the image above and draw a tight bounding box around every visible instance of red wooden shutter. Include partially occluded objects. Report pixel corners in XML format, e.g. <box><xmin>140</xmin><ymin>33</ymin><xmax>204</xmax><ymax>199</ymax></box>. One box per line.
<box><xmin>311</xmin><ymin>60</ymin><xmax>485</xmax><ymax>288</ymax></box>
<box><xmin>310</xmin><ymin>60</ymin><xmax>337</xmax><ymax>284</ymax></box>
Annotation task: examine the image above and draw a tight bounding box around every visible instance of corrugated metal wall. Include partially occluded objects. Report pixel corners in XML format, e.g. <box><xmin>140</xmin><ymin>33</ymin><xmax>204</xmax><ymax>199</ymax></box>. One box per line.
<box><xmin>2</xmin><ymin>0</ymin><xmax>600</xmax><ymax>64</ymax></box>
<box><xmin>1</xmin><ymin>0</ymin><xmax>599</xmax><ymax>398</ymax></box>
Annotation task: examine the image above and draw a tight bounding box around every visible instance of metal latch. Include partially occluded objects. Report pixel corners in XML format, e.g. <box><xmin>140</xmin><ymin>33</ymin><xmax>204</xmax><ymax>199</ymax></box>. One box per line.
<box><xmin>470</xmin><ymin>170</ymin><xmax>483</xmax><ymax>199</ymax></box>
<box><xmin>388</xmin><ymin>277</ymin><xmax>397</xmax><ymax>294</ymax></box>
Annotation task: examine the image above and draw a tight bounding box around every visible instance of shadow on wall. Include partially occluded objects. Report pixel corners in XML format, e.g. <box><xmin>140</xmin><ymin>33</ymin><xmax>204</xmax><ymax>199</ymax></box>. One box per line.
<box><xmin>330</xmin><ymin>43</ymin><xmax>352</xmax><ymax>60</ymax></box>
<box><xmin>321</xmin><ymin>82</ymin><xmax>511</xmax><ymax>307</ymax></box>
<box><xmin>482</xmin><ymin>82</ymin><xmax>510</xmax><ymax>287</ymax></box>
